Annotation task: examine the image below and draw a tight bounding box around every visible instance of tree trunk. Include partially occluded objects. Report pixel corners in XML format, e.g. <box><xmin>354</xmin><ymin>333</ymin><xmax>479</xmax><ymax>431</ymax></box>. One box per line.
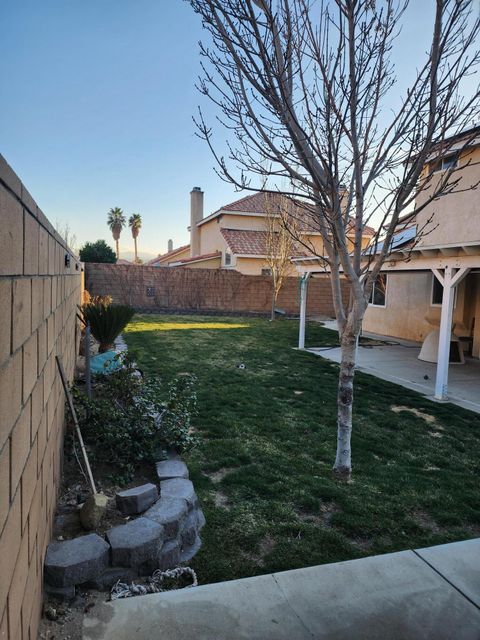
<box><xmin>134</xmin><ymin>237</ymin><xmax>138</xmax><ymax>263</ymax></box>
<box><xmin>116</xmin><ymin>238</ymin><xmax>120</xmax><ymax>259</ymax></box>
<box><xmin>333</xmin><ymin>329</ymin><xmax>357</xmax><ymax>479</ymax></box>
<box><xmin>270</xmin><ymin>285</ymin><xmax>276</xmax><ymax>321</ymax></box>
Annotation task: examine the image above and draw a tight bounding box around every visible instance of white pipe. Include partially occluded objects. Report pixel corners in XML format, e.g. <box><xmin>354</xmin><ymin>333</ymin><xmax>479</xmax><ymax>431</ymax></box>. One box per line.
<box><xmin>298</xmin><ymin>273</ymin><xmax>310</xmax><ymax>349</ymax></box>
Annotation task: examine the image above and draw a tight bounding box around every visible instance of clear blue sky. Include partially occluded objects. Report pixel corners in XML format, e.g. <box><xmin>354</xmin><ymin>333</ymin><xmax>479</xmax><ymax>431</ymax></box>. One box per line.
<box><xmin>0</xmin><ymin>2</ymin><xmax>476</xmax><ymax>259</ymax></box>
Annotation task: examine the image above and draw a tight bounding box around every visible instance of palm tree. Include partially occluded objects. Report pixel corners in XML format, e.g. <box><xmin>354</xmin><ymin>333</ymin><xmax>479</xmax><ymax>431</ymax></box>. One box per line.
<box><xmin>128</xmin><ymin>213</ymin><xmax>142</xmax><ymax>263</ymax></box>
<box><xmin>107</xmin><ymin>207</ymin><xmax>126</xmax><ymax>259</ymax></box>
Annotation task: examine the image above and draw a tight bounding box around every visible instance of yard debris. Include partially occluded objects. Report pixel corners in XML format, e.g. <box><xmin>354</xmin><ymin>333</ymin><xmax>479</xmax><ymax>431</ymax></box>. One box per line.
<box><xmin>391</xmin><ymin>405</ymin><xmax>437</xmax><ymax>425</ymax></box>
<box><xmin>110</xmin><ymin>566</ymin><xmax>198</xmax><ymax>600</ymax></box>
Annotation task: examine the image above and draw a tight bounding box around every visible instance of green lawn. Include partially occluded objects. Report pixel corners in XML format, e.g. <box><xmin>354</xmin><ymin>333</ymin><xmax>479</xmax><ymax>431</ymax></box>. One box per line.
<box><xmin>124</xmin><ymin>314</ymin><xmax>480</xmax><ymax>585</ymax></box>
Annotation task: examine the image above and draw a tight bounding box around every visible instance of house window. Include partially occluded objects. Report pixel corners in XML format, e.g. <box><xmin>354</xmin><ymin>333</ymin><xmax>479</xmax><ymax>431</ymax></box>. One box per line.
<box><xmin>368</xmin><ymin>274</ymin><xmax>387</xmax><ymax>307</ymax></box>
<box><xmin>429</xmin><ymin>154</ymin><xmax>458</xmax><ymax>174</ymax></box>
<box><xmin>225</xmin><ymin>252</ymin><xmax>232</xmax><ymax>266</ymax></box>
<box><xmin>431</xmin><ymin>276</ymin><xmax>443</xmax><ymax>306</ymax></box>
<box><xmin>261</xmin><ymin>268</ymin><xmax>272</xmax><ymax>276</ymax></box>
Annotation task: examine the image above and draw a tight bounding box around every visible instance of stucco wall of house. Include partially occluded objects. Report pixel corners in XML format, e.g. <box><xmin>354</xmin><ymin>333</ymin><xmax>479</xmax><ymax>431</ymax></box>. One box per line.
<box><xmin>363</xmin><ymin>272</ymin><xmax>477</xmax><ymax>348</ymax></box>
<box><xmin>181</xmin><ymin>256</ymin><xmax>222</xmax><ymax>269</ymax></box>
<box><xmin>0</xmin><ymin>155</ymin><xmax>82</xmax><ymax>640</ymax></box>
<box><xmin>415</xmin><ymin>146</ymin><xmax>480</xmax><ymax>247</ymax></box>
<box><xmin>158</xmin><ymin>246</ymin><xmax>191</xmax><ymax>265</ymax></box>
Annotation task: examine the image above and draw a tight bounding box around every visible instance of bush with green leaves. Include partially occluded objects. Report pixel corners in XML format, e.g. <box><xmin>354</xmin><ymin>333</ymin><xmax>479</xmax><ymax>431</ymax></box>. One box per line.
<box><xmin>79</xmin><ymin>239</ymin><xmax>117</xmax><ymax>263</ymax></box>
<box><xmin>73</xmin><ymin>356</ymin><xmax>198</xmax><ymax>483</ymax></box>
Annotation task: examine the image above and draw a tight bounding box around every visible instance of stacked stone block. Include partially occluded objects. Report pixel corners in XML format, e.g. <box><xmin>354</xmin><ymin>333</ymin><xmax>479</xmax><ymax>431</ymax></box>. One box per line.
<box><xmin>43</xmin><ymin>457</ymin><xmax>205</xmax><ymax>595</ymax></box>
<box><xmin>0</xmin><ymin>155</ymin><xmax>82</xmax><ymax>640</ymax></box>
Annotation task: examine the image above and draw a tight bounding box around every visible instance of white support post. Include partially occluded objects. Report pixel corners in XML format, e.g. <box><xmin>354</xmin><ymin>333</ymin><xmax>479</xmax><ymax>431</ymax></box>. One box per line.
<box><xmin>434</xmin><ymin>266</ymin><xmax>470</xmax><ymax>400</ymax></box>
<box><xmin>298</xmin><ymin>272</ymin><xmax>310</xmax><ymax>349</ymax></box>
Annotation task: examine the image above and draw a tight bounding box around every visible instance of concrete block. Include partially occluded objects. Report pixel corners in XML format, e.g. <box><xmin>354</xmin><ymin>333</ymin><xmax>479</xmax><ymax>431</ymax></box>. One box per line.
<box><xmin>12</xmin><ymin>278</ymin><xmax>31</xmax><ymax>351</ymax></box>
<box><xmin>0</xmin><ymin>187</ymin><xmax>23</xmax><ymax>276</ymax></box>
<box><xmin>44</xmin><ymin>533</ymin><xmax>110</xmax><ymax>587</ymax></box>
<box><xmin>20</xmin><ymin>438</ymin><xmax>38</xmax><ymax>530</ymax></box>
<box><xmin>157</xmin><ymin>539</ymin><xmax>181</xmax><ymax>571</ymax></box>
<box><xmin>197</xmin><ymin>508</ymin><xmax>206</xmax><ymax>530</ymax></box>
<box><xmin>0</xmin><ymin>279</ymin><xmax>12</xmax><ymax>367</ymax></box>
<box><xmin>0</xmin><ymin>493</ymin><xmax>21</xmax><ymax>609</ymax></box>
<box><xmin>0</xmin><ymin>441</ymin><xmax>10</xmax><ymax>533</ymax></box>
<box><xmin>160</xmin><ymin>478</ymin><xmax>197</xmax><ymax>509</ymax></box>
<box><xmin>10</xmin><ymin>400</ymin><xmax>31</xmax><ymax>496</ymax></box>
<box><xmin>143</xmin><ymin>497</ymin><xmax>188</xmax><ymax>540</ymax></box>
<box><xmin>38</xmin><ymin>226</ymin><xmax>49</xmax><ymax>275</ymax></box>
<box><xmin>44</xmin><ymin>584</ymin><xmax>76</xmax><ymax>601</ymax></box>
<box><xmin>180</xmin><ymin>511</ymin><xmax>197</xmax><ymax>548</ymax></box>
<box><xmin>83</xmin><ymin>567</ymin><xmax>138</xmax><ymax>590</ymax></box>
<box><xmin>179</xmin><ymin>534</ymin><xmax>202</xmax><ymax>563</ymax></box>
<box><xmin>116</xmin><ymin>483</ymin><xmax>158</xmax><ymax>516</ymax></box>
<box><xmin>21</xmin><ymin>183</ymin><xmax>37</xmax><ymax>215</ymax></box>
<box><xmin>80</xmin><ymin>493</ymin><xmax>109</xmax><ymax>530</ymax></box>
<box><xmin>107</xmin><ymin>517</ymin><xmax>164</xmax><ymax>571</ymax></box>
<box><xmin>156</xmin><ymin>459</ymin><xmax>189</xmax><ymax>481</ymax></box>
<box><xmin>37</xmin><ymin>322</ymin><xmax>47</xmax><ymax>376</ymax></box>
<box><xmin>31</xmin><ymin>278</ymin><xmax>44</xmax><ymax>332</ymax></box>
<box><xmin>24</xmin><ymin>212</ymin><xmax>39</xmax><ymax>275</ymax></box>
<box><xmin>0</xmin><ymin>154</ymin><xmax>22</xmax><ymax>197</ymax></box>
<box><xmin>23</xmin><ymin>332</ymin><xmax>38</xmax><ymax>401</ymax></box>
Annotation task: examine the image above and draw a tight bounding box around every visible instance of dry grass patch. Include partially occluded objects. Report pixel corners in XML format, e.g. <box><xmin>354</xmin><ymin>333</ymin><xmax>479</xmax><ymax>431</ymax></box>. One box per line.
<box><xmin>391</xmin><ymin>405</ymin><xmax>437</xmax><ymax>425</ymax></box>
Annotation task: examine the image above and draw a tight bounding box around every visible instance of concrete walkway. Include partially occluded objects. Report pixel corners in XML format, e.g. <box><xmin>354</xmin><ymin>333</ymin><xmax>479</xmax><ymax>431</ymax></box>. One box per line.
<box><xmin>83</xmin><ymin>538</ymin><xmax>480</xmax><ymax>639</ymax></box>
<box><xmin>306</xmin><ymin>324</ymin><xmax>480</xmax><ymax>413</ymax></box>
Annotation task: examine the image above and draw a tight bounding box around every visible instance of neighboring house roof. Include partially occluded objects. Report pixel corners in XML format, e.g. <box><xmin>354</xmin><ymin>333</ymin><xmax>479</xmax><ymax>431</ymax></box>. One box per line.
<box><xmin>172</xmin><ymin>251</ymin><xmax>222</xmax><ymax>266</ymax></box>
<box><xmin>148</xmin><ymin>244</ymin><xmax>190</xmax><ymax>265</ymax></box>
<box><xmin>221</xmin><ymin>228</ymin><xmax>269</xmax><ymax>256</ymax></box>
<box><xmin>116</xmin><ymin>258</ymin><xmax>132</xmax><ymax>264</ymax></box>
<box><xmin>199</xmin><ymin>191</ymin><xmax>375</xmax><ymax>236</ymax></box>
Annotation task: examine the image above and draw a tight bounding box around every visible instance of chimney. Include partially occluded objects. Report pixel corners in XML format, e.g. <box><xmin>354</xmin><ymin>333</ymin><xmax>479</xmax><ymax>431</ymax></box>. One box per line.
<box><xmin>167</xmin><ymin>239</ymin><xmax>173</xmax><ymax>253</ymax></box>
<box><xmin>190</xmin><ymin>187</ymin><xmax>203</xmax><ymax>257</ymax></box>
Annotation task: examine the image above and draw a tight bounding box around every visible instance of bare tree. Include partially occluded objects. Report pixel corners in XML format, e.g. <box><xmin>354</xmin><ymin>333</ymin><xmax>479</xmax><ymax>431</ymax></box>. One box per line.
<box><xmin>55</xmin><ymin>220</ymin><xmax>78</xmax><ymax>256</ymax></box>
<box><xmin>264</xmin><ymin>194</ymin><xmax>298</xmax><ymax>320</ymax></box>
<box><xmin>188</xmin><ymin>0</ymin><xmax>480</xmax><ymax>478</ymax></box>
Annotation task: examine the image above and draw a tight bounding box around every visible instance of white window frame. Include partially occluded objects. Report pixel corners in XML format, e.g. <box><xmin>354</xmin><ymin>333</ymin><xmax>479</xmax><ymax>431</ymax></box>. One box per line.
<box><xmin>430</xmin><ymin>154</ymin><xmax>458</xmax><ymax>174</ymax></box>
<box><xmin>431</xmin><ymin>273</ymin><xmax>457</xmax><ymax>308</ymax></box>
<box><xmin>224</xmin><ymin>251</ymin><xmax>233</xmax><ymax>267</ymax></box>
<box><xmin>368</xmin><ymin>273</ymin><xmax>388</xmax><ymax>308</ymax></box>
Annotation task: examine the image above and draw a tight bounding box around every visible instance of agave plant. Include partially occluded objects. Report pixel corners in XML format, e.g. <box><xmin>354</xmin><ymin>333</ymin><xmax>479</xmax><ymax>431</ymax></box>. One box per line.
<box><xmin>81</xmin><ymin>303</ymin><xmax>135</xmax><ymax>353</ymax></box>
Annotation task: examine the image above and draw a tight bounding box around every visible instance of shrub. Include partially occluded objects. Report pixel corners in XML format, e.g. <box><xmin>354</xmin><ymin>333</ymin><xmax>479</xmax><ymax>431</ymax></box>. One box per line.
<box><xmin>80</xmin><ymin>303</ymin><xmax>135</xmax><ymax>352</ymax></box>
<box><xmin>73</xmin><ymin>356</ymin><xmax>198</xmax><ymax>483</ymax></box>
<box><xmin>79</xmin><ymin>239</ymin><xmax>117</xmax><ymax>263</ymax></box>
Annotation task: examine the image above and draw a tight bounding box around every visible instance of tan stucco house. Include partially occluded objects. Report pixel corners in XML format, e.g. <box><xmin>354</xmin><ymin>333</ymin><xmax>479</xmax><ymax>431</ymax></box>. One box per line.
<box><xmin>148</xmin><ymin>189</ymin><xmax>375</xmax><ymax>275</ymax></box>
<box><xmin>362</xmin><ymin>126</ymin><xmax>480</xmax><ymax>358</ymax></box>
<box><xmin>296</xmin><ymin>125</ymin><xmax>480</xmax><ymax>402</ymax></box>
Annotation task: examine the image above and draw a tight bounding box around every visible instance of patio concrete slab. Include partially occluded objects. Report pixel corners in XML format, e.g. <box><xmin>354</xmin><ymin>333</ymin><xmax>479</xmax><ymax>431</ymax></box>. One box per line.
<box><xmin>415</xmin><ymin>538</ymin><xmax>480</xmax><ymax>608</ymax></box>
<box><xmin>306</xmin><ymin>328</ymin><xmax>480</xmax><ymax>413</ymax></box>
<box><xmin>83</xmin><ymin>540</ymin><xmax>480</xmax><ymax>640</ymax></box>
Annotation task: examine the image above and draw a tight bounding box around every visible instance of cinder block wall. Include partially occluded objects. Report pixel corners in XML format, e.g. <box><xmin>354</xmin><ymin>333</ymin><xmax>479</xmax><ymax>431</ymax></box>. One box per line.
<box><xmin>85</xmin><ymin>263</ymin><xmax>349</xmax><ymax>316</ymax></box>
<box><xmin>0</xmin><ymin>155</ymin><xmax>82</xmax><ymax>640</ymax></box>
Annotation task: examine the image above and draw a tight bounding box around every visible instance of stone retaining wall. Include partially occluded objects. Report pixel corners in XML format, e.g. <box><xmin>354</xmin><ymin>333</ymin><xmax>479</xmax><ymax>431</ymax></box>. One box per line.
<box><xmin>44</xmin><ymin>458</ymin><xmax>204</xmax><ymax>596</ymax></box>
<box><xmin>0</xmin><ymin>155</ymin><xmax>82</xmax><ymax>640</ymax></box>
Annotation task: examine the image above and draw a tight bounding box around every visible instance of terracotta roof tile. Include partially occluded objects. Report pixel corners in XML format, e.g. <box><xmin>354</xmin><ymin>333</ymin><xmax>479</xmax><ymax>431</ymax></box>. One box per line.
<box><xmin>148</xmin><ymin>244</ymin><xmax>190</xmax><ymax>265</ymax></box>
<box><xmin>212</xmin><ymin>192</ymin><xmax>375</xmax><ymax>236</ymax></box>
<box><xmin>221</xmin><ymin>229</ymin><xmax>269</xmax><ymax>255</ymax></box>
<box><xmin>176</xmin><ymin>251</ymin><xmax>221</xmax><ymax>265</ymax></box>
